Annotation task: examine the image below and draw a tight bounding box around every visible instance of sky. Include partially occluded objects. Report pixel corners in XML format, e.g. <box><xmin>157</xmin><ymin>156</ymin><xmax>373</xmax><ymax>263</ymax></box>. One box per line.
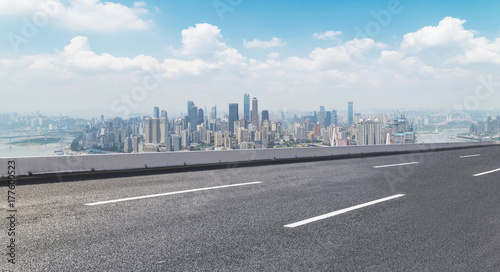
<box><xmin>0</xmin><ymin>0</ymin><xmax>500</xmax><ymax>118</ymax></box>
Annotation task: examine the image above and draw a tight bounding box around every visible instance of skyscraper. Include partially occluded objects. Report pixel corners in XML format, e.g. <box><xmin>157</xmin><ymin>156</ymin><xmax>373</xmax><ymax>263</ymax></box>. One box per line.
<box><xmin>261</xmin><ymin>110</ymin><xmax>269</xmax><ymax>123</ymax></box>
<box><xmin>187</xmin><ymin>101</ymin><xmax>194</xmax><ymax>114</ymax></box>
<box><xmin>189</xmin><ymin>105</ymin><xmax>198</xmax><ymax>132</ymax></box>
<box><xmin>356</xmin><ymin>121</ymin><xmax>382</xmax><ymax>146</ymax></box>
<box><xmin>244</xmin><ymin>93</ymin><xmax>250</xmax><ymax>121</ymax></box>
<box><xmin>348</xmin><ymin>102</ymin><xmax>354</xmax><ymax>125</ymax></box>
<box><xmin>319</xmin><ymin>106</ymin><xmax>325</xmax><ymax>126</ymax></box>
<box><xmin>252</xmin><ymin>97</ymin><xmax>259</xmax><ymax>130</ymax></box>
<box><xmin>229</xmin><ymin>103</ymin><xmax>239</xmax><ymax>134</ymax></box>
<box><xmin>198</xmin><ymin>108</ymin><xmax>204</xmax><ymax>125</ymax></box>
<box><xmin>187</xmin><ymin>101</ymin><xmax>195</xmax><ymax>131</ymax></box>
<box><xmin>151</xmin><ymin>118</ymin><xmax>160</xmax><ymax>144</ymax></box>
<box><xmin>160</xmin><ymin>117</ymin><xmax>169</xmax><ymax>144</ymax></box>
<box><xmin>211</xmin><ymin>105</ymin><xmax>217</xmax><ymax>120</ymax></box>
<box><xmin>144</xmin><ymin>118</ymin><xmax>152</xmax><ymax>143</ymax></box>
<box><xmin>154</xmin><ymin>107</ymin><xmax>159</xmax><ymax>119</ymax></box>
<box><xmin>325</xmin><ymin>111</ymin><xmax>332</xmax><ymax>128</ymax></box>
<box><xmin>332</xmin><ymin>109</ymin><xmax>338</xmax><ymax>126</ymax></box>
<box><xmin>161</xmin><ymin>110</ymin><xmax>167</xmax><ymax>119</ymax></box>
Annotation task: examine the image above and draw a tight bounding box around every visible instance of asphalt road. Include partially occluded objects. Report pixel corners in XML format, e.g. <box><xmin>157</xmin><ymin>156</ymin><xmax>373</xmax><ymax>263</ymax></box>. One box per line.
<box><xmin>2</xmin><ymin>145</ymin><xmax>500</xmax><ymax>271</ymax></box>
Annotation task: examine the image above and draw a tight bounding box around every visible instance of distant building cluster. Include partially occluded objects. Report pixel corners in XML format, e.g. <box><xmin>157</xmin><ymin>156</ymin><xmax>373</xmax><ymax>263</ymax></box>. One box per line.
<box><xmin>75</xmin><ymin>97</ymin><xmax>417</xmax><ymax>154</ymax></box>
<box><xmin>470</xmin><ymin>116</ymin><xmax>500</xmax><ymax>135</ymax></box>
<box><xmin>7</xmin><ymin>101</ymin><xmax>500</xmax><ymax>155</ymax></box>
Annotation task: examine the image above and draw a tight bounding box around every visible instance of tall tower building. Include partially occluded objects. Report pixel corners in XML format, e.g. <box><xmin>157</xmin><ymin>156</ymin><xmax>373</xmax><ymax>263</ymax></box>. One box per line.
<box><xmin>132</xmin><ymin>136</ymin><xmax>142</xmax><ymax>153</ymax></box>
<box><xmin>229</xmin><ymin>103</ymin><xmax>239</xmax><ymax>134</ymax></box>
<box><xmin>348</xmin><ymin>102</ymin><xmax>354</xmax><ymax>125</ymax></box>
<box><xmin>160</xmin><ymin>117</ymin><xmax>169</xmax><ymax>144</ymax></box>
<box><xmin>356</xmin><ymin>121</ymin><xmax>382</xmax><ymax>146</ymax></box>
<box><xmin>325</xmin><ymin>111</ymin><xmax>332</xmax><ymax>128</ymax></box>
<box><xmin>198</xmin><ymin>108</ymin><xmax>204</xmax><ymax>125</ymax></box>
<box><xmin>244</xmin><ymin>93</ymin><xmax>250</xmax><ymax>121</ymax></box>
<box><xmin>187</xmin><ymin>101</ymin><xmax>194</xmax><ymax>114</ymax></box>
<box><xmin>252</xmin><ymin>97</ymin><xmax>259</xmax><ymax>130</ymax></box>
<box><xmin>211</xmin><ymin>105</ymin><xmax>217</xmax><ymax>120</ymax></box>
<box><xmin>332</xmin><ymin>109</ymin><xmax>338</xmax><ymax>126</ymax></box>
<box><xmin>154</xmin><ymin>107</ymin><xmax>160</xmax><ymax>119</ymax></box>
<box><xmin>262</xmin><ymin>110</ymin><xmax>269</xmax><ymax>123</ymax></box>
<box><xmin>319</xmin><ymin>106</ymin><xmax>325</xmax><ymax>126</ymax></box>
<box><xmin>188</xmin><ymin>104</ymin><xmax>198</xmax><ymax>133</ymax></box>
<box><xmin>161</xmin><ymin>110</ymin><xmax>167</xmax><ymax>119</ymax></box>
<box><xmin>187</xmin><ymin>101</ymin><xmax>195</xmax><ymax>131</ymax></box>
<box><xmin>144</xmin><ymin>118</ymin><xmax>152</xmax><ymax>143</ymax></box>
<box><xmin>151</xmin><ymin>118</ymin><xmax>160</xmax><ymax>144</ymax></box>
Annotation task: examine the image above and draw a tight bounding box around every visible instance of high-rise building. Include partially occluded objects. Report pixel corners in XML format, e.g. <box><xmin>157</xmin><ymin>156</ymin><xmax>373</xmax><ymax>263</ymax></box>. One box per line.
<box><xmin>124</xmin><ymin>137</ymin><xmax>132</xmax><ymax>153</ymax></box>
<box><xmin>348</xmin><ymin>102</ymin><xmax>354</xmax><ymax>125</ymax></box>
<box><xmin>172</xmin><ymin>135</ymin><xmax>181</xmax><ymax>151</ymax></box>
<box><xmin>154</xmin><ymin>107</ymin><xmax>159</xmax><ymax>119</ymax></box>
<box><xmin>214</xmin><ymin>131</ymin><xmax>224</xmax><ymax>148</ymax></box>
<box><xmin>252</xmin><ymin>97</ymin><xmax>259</xmax><ymax>130</ymax></box>
<box><xmin>229</xmin><ymin>103</ymin><xmax>239</xmax><ymax>134</ymax></box>
<box><xmin>151</xmin><ymin>118</ymin><xmax>161</xmax><ymax>144</ymax></box>
<box><xmin>160</xmin><ymin>117</ymin><xmax>169</xmax><ymax>144</ymax></box>
<box><xmin>164</xmin><ymin>136</ymin><xmax>172</xmax><ymax>151</ymax></box>
<box><xmin>132</xmin><ymin>136</ymin><xmax>142</xmax><ymax>153</ymax></box>
<box><xmin>144</xmin><ymin>118</ymin><xmax>152</xmax><ymax>143</ymax></box>
<box><xmin>211</xmin><ymin>105</ymin><xmax>217</xmax><ymax>120</ymax></box>
<box><xmin>188</xmin><ymin>105</ymin><xmax>198</xmax><ymax>133</ymax></box>
<box><xmin>181</xmin><ymin>130</ymin><xmax>190</xmax><ymax>147</ymax></box>
<box><xmin>198</xmin><ymin>108</ymin><xmax>204</xmax><ymax>125</ymax></box>
<box><xmin>244</xmin><ymin>93</ymin><xmax>250</xmax><ymax>121</ymax></box>
<box><xmin>187</xmin><ymin>101</ymin><xmax>194</xmax><ymax>114</ymax></box>
<box><xmin>391</xmin><ymin>115</ymin><xmax>416</xmax><ymax>144</ymax></box>
<box><xmin>187</xmin><ymin>101</ymin><xmax>195</xmax><ymax>131</ymax></box>
<box><xmin>332</xmin><ymin>109</ymin><xmax>338</xmax><ymax>126</ymax></box>
<box><xmin>161</xmin><ymin>110</ymin><xmax>167</xmax><ymax>119</ymax></box>
<box><xmin>262</xmin><ymin>110</ymin><xmax>269</xmax><ymax>123</ymax></box>
<box><xmin>261</xmin><ymin>125</ymin><xmax>269</xmax><ymax>142</ymax></box>
<box><xmin>319</xmin><ymin>106</ymin><xmax>325</xmax><ymax>126</ymax></box>
<box><xmin>356</xmin><ymin>121</ymin><xmax>382</xmax><ymax>145</ymax></box>
<box><xmin>354</xmin><ymin>113</ymin><xmax>362</xmax><ymax>124</ymax></box>
<box><xmin>325</xmin><ymin>111</ymin><xmax>332</xmax><ymax>128</ymax></box>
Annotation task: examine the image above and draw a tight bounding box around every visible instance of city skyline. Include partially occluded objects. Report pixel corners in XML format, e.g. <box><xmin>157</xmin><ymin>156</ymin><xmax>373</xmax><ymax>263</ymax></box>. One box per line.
<box><xmin>0</xmin><ymin>1</ymin><xmax>500</xmax><ymax>117</ymax></box>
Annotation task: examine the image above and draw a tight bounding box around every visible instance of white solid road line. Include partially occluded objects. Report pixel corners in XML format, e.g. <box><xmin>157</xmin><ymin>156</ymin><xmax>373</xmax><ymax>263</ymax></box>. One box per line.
<box><xmin>284</xmin><ymin>194</ymin><xmax>405</xmax><ymax>228</ymax></box>
<box><xmin>85</xmin><ymin>181</ymin><xmax>263</xmax><ymax>206</ymax></box>
<box><xmin>460</xmin><ymin>154</ymin><xmax>481</xmax><ymax>159</ymax></box>
<box><xmin>373</xmin><ymin>162</ymin><xmax>419</xmax><ymax>168</ymax></box>
<box><xmin>473</xmin><ymin>168</ymin><xmax>500</xmax><ymax>177</ymax></box>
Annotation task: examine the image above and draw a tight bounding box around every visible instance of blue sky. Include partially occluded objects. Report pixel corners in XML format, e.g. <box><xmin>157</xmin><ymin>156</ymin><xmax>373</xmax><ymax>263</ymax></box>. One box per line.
<box><xmin>1</xmin><ymin>0</ymin><xmax>499</xmax><ymax>117</ymax></box>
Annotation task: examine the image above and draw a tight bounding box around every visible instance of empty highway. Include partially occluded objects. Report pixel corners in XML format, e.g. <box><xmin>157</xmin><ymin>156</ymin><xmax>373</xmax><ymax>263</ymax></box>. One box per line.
<box><xmin>2</xmin><ymin>145</ymin><xmax>500</xmax><ymax>271</ymax></box>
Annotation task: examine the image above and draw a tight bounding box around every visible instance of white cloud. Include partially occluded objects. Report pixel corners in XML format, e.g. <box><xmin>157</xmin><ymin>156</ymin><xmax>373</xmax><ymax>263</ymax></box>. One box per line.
<box><xmin>451</xmin><ymin>37</ymin><xmax>500</xmax><ymax>65</ymax></box>
<box><xmin>313</xmin><ymin>30</ymin><xmax>342</xmax><ymax>40</ymax></box>
<box><xmin>401</xmin><ymin>16</ymin><xmax>500</xmax><ymax>64</ymax></box>
<box><xmin>172</xmin><ymin>23</ymin><xmax>228</xmax><ymax>58</ymax></box>
<box><xmin>267</xmin><ymin>52</ymin><xmax>280</xmax><ymax>59</ymax></box>
<box><xmin>402</xmin><ymin>17</ymin><xmax>473</xmax><ymax>53</ymax></box>
<box><xmin>307</xmin><ymin>38</ymin><xmax>382</xmax><ymax>68</ymax></box>
<box><xmin>0</xmin><ymin>0</ymin><xmax>151</xmax><ymax>31</ymax></box>
<box><xmin>243</xmin><ymin>37</ymin><xmax>286</xmax><ymax>49</ymax></box>
<box><xmin>0</xmin><ymin>0</ymin><xmax>38</xmax><ymax>15</ymax></box>
<box><xmin>2</xmin><ymin>18</ymin><xmax>500</xmax><ymax>115</ymax></box>
<box><xmin>61</xmin><ymin>36</ymin><xmax>156</xmax><ymax>71</ymax></box>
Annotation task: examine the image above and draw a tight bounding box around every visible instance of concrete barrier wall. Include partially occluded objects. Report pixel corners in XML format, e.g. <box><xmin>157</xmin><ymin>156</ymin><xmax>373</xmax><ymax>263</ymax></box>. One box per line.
<box><xmin>1</xmin><ymin>141</ymin><xmax>497</xmax><ymax>178</ymax></box>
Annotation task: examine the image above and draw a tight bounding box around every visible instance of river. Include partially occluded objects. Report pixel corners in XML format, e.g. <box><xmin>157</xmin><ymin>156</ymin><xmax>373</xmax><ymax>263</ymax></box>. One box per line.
<box><xmin>0</xmin><ymin>136</ymin><xmax>72</xmax><ymax>158</ymax></box>
<box><xmin>416</xmin><ymin>128</ymin><xmax>470</xmax><ymax>144</ymax></box>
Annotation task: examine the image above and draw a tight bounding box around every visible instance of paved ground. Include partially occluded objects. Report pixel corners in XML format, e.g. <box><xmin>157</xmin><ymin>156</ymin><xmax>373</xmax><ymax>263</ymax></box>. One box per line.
<box><xmin>1</xmin><ymin>145</ymin><xmax>500</xmax><ymax>271</ymax></box>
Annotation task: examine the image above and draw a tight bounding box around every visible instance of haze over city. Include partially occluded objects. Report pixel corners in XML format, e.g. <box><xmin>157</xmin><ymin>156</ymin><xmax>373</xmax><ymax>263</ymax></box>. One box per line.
<box><xmin>1</xmin><ymin>0</ymin><xmax>500</xmax><ymax>118</ymax></box>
